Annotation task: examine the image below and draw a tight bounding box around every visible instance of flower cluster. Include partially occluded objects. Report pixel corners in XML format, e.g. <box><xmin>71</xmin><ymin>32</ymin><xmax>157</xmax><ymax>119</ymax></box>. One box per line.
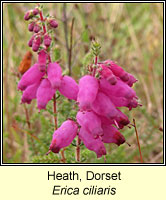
<box><xmin>24</xmin><ymin>6</ymin><xmax>58</xmax><ymax>52</ymax></box>
<box><xmin>49</xmin><ymin>60</ymin><xmax>140</xmax><ymax>158</ymax></box>
<box><xmin>18</xmin><ymin>6</ymin><xmax>78</xmax><ymax>111</ymax></box>
<box><xmin>18</xmin><ymin>60</ymin><xmax>79</xmax><ymax>111</ymax></box>
<box><xmin>19</xmin><ymin>6</ymin><xmax>140</xmax><ymax>160</ymax></box>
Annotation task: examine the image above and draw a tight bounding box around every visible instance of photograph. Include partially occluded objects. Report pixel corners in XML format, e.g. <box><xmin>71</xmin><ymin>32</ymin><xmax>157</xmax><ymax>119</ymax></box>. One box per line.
<box><xmin>2</xmin><ymin>2</ymin><xmax>164</xmax><ymax>164</ymax></box>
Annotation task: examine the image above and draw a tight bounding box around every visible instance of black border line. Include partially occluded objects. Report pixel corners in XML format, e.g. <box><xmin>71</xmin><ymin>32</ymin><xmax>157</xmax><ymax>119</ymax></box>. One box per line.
<box><xmin>1</xmin><ymin>1</ymin><xmax>165</xmax><ymax>166</ymax></box>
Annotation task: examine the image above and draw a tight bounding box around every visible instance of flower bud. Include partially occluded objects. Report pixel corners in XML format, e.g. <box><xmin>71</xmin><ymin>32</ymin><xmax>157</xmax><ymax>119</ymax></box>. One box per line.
<box><xmin>38</xmin><ymin>50</ymin><xmax>47</xmax><ymax>72</ymax></box>
<box><xmin>99</xmin><ymin>64</ymin><xmax>117</xmax><ymax>85</ymax></box>
<box><xmin>43</xmin><ymin>34</ymin><xmax>52</xmax><ymax>47</ymax></box>
<box><xmin>28</xmin><ymin>22</ymin><xmax>35</xmax><ymax>32</ymax></box>
<box><xmin>49</xmin><ymin>120</ymin><xmax>78</xmax><ymax>153</ymax></box>
<box><xmin>33</xmin><ymin>24</ymin><xmax>41</xmax><ymax>33</ymax></box>
<box><xmin>47</xmin><ymin>62</ymin><xmax>62</xmax><ymax>89</ymax></box>
<box><xmin>59</xmin><ymin>75</ymin><xmax>79</xmax><ymax>100</ymax></box>
<box><xmin>24</xmin><ymin>11</ymin><xmax>32</xmax><ymax>20</ymax></box>
<box><xmin>48</xmin><ymin>19</ymin><xmax>58</xmax><ymax>28</ymax></box>
<box><xmin>32</xmin><ymin>36</ymin><xmax>41</xmax><ymax>52</ymax></box>
<box><xmin>105</xmin><ymin>60</ymin><xmax>129</xmax><ymax>82</ymax></box>
<box><xmin>28</xmin><ymin>35</ymin><xmax>35</xmax><ymax>47</ymax></box>
<box><xmin>33</xmin><ymin>7</ymin><xmax>39</xmax><ymax>15</ymax></box>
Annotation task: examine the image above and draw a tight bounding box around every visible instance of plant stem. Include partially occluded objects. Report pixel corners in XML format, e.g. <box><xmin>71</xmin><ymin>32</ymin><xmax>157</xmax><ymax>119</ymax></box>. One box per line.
<box><xmin>39</xmin><ymin>11</ymin><xmax>46</xmax><ymax>34</ymax></box>
<box><xmin>95</xmin><ymin>56</ymin><xmax>98</xmax><ymax>65</ymax></box>
<box><xmin>61</xmin><ymin>148</ymin><xmax>66</xmax><ymax>163</ymax></box>
<box><xmin>76</xmin><ymin>137</ymin><xmax>81</xmax><ymax>162</ymax></box>
<box><xmin>63</xmin><ymin>3</ymin><xmax>71</xmax><ymax>74</ymax></box>
<box><xmin>133</xmin><ymin>118</ymin><xmax>143</xmax><ymax>163</ymax></box>
<box><xmin>24</xmin><ymin>104</ymin><xmax>31</xmax><ymax>129</ymax></box>
<box><xmin>53</xmin><ymin>94</ymin><xmax>57</xmax><ymax>130</ymax></box>
<box><xmin>92</xmin><ymin>56</ymin><xmax>98</xmax><ymax>76</ymax></box>
<box><xmin>68</xmin><ymin>17</ymin><xmax>75</xmax><ymax>76</ymax></box>
<box><xmin>23</xmin><ymin>104</ymin><xmax>38</xmax><ymax>156</ymax></box>
<box><xmin>22</xmin><ymin>104</ymin><xmax>29</xmax><ymax>162</ymax></box>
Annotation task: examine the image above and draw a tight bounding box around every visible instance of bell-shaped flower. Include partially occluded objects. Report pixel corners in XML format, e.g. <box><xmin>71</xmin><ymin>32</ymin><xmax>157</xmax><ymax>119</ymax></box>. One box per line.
<box><xmin>36</xmin><ymin>78</ymin><xmax>55</xmax><ymax>111</ymax></box>
<box><xmin>105</xmin><ymin>60</ymin><xmax>129</xmax><ymax>82</ymax></box>
<box><xmin>76</xmin><ymin>111</ymin><xmax>103</xmax><ymax>138</ymax></box>
<box><xmin>38</xmin><ymin>49</ymin><xmax>47</xmax><ymax>72</ymax></box>
<box><xmin>79</xmin><ymin>127</ymin><xmax>106</xmax><ymax>158</ymax></box>
<box><xmin>102</xmin><ymin>124</ymin><xmax>125</xmax><ymax>146</ymax></box>
<box><xmin>100</xmin><ymin>78</ymin><xmax>136</xmax><ymax>99</ymax></box>
<box><xmin>59</xmin><ymin>75</ymin><xmax>79</xmax><ymax>100</ymax></box>
<box><xmin>21</xmin><ymin>81</ymin><xmax>41</xmax><ymax>104</ymax></box>
<box><xmin>99</xmin><ymin>78</ymin><xmax>138</xmax><ymax>110</ymax></box>
<box><xmin>92</xmin><ymin>91</ymin><xmax>118</xmax><ymax>119</ymax></box>
<box><xmin>99</xmin><ymin>64</ymin><xmax>117</xmax><ymax>85</ymax></box>
<box><xmin>49</xmin><ymin>120</ymin><xmax>78</xmax><ymax>153</ymax></box>
<box><xmin>77</xmin><ymin>75</ymin><xmax>99</xmax><ymax>111</ymax></box>
<box><xmin>18</xmin><ymin>63</ymin><xmax>45</xmax><ymax>91</ymax></box>
<box><xmin>47</xmin><ymin>62</ymin><xmax>62</xmax><ymax>89</ymax></box>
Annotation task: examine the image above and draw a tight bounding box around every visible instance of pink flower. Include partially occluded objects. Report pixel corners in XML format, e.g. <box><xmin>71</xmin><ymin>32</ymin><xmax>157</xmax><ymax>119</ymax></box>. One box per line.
<box><xmin>92</xmin><ymin>91</ymin><xmax>118</xmax><ymax>119</ymax></box>
<box><xmin>38</xmin><ymin>50</ymin><xmax>47</xmax><ymax>72</ymax></box>
<box><xmin>47</xmin><ymin>62</ymin><xmax>62</xmax><ymax>89</ymax></box>
<box><xmin>99</xmin><ymin>115</ymin><xmax>114</xmax><ymax>126</ymax></box>
<box><xmin>114</xmin><ymin>109</ymin><xmax>130</xmax><ymax>129</ymax></box>
<box><xmin>21</xmin><ymin>81</ymin><xmax>41</xmax><ymax>104</ymax></box>
<box><xmin>128</xmin><ymin>98</ymin><xmax>139</xmax><ymax>110</ymax></box>
<box><xmin>59</xmin><ymin>75</ymin><xmax>79</xmax><ymax>100</ymax></box>
<box><xmin>105</xmin><ymin>60</ymin><xmax>138</xmax><ymax>87</ymax></box>
<box><xmin>100</xmin><ymin>78</ymin><xmax>136</xmax><ymax>99</ymax></box>
<box><xmin>48</xmin><ymin>19</ymin><xmax>58</xmax><ymax>28</ymax></box>
<box><xmin>36</xmin><ymin>78</ymin><xmax>55</xmax><ymax>111</ymax></box>
<box><xmin>28</xmin><ymin>34</ymin><xmax>35</xmax><ymax>47</ymax></box>
<box><xmin>49</xmin><ymin>120</ymin><xmax>78</xmax><ymax>153</ymax></box>
<box><xmin>126</xmin><ymin>74</ymin><xmax>137</xmax><ymax>87</ymax></box>
<box><xmin>33</xmin><ymin>24</ymin><xmax>41</xmax><ymax>33</ymax></box>
<box><xmin>33</xmin><ymin>8</ymin><xmax>39</xmax><ymax>15</ymax></box>
<box><xmin>79</xmin><ymin>127</ymin><xmax>106</xmax><ymax>158</ymax></box>
<box><xmin>76</xmin><ymin>111</ymin><xmax>103</xmax><ymax>138</ymax></box>
<box><xmin>105</xmin><ymin>60</ymin><xmax>129</xmax><ymax>82</ymax></box>
<box><xmin>101</xmin><ymin>124</ymin><xmax>125</xmax><ymax>146</ymax></box>
<box><xmin>44</xmin><ymin>34</ymin><xmax>52</xmax><ymax>47</ymax></box>
<box><xmin>77</xmin><ymin>75</ymin><xmax>99</xmax><ymax>111</ymax></box>
<box><xmin>99</xmin><ymin>64</ymin><xmax>117</xmax><ymax>85</ymax></box>
<box><xmin>99</xmin><ymin>78</ymin><xmax>138</xmax><ymax>110</ymax></box>
<box><xmin>18</xmin><ymin>63</ymin><xmax>45</xmax><ymax>91</ymax></box>
<box><xmin>28</xmin><ymin>22</ymin><xmax>35</xmax><ymax>32</ymax></box>
<box><xmin>24</xmin><ymin>11</ymin><xmax>32</xmax><ymax>20</ymax></box>
<box><xmin>32</xmin><ymin>36</ymin><xmax>41</xmax><ymax>52</ymax></box>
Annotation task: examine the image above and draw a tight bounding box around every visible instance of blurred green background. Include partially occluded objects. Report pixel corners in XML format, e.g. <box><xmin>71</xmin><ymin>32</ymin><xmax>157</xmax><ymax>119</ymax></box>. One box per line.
<box><xmin>3</xmin><ymin>3</ymin><xmax>163</xmax><ymax>163</ymax></box>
